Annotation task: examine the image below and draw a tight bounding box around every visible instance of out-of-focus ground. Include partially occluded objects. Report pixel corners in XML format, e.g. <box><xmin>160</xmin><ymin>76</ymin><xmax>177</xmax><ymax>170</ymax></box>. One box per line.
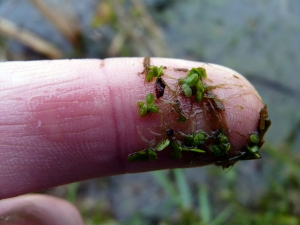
<box><xmin>1</xmin><ymin>1</ymin><xmax>300</xmax><ymax>224</ymax></box>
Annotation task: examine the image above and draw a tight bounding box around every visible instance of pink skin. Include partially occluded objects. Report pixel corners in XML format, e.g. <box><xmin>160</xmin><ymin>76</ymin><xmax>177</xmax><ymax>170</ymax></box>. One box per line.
<box><xmin>0</xmin><ymin>58</ymin><xmax>263</xmax><ymax>200</ymax></box>
<box><xmin>0</xmin><ymin>194</ymin><xmax>83</xmax><ymax>225</ymax></box>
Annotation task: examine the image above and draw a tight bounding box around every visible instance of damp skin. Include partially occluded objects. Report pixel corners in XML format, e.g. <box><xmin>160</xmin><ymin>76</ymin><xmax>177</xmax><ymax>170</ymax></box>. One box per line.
<box><xmin>131</xmin><ymin>58</ymin><xmax>270</xmax><ymax>168</ymax></box>
<box><xmin>0</xmin><ymin>58</ymin><xmax>268</xmax><ymax>198</ymax></box>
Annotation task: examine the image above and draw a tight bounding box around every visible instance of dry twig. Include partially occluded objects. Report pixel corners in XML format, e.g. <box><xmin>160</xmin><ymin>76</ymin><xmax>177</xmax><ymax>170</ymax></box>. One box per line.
<box><xmin>0</xmin><ymin>18</ymin><xmax>63</xmax><ymax>59</ymax></box>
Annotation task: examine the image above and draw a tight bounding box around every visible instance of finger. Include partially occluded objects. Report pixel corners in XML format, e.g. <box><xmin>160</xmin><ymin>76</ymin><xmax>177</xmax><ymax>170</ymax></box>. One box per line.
<box><xmin>0</xmin><ymin>58</ymin><xmax>265</xmax><ymax>198</ymax></box>
<box><xmin>0</xmin><ymin>194</ymin><xmax>83</xmax><ymax>225</ymax></box>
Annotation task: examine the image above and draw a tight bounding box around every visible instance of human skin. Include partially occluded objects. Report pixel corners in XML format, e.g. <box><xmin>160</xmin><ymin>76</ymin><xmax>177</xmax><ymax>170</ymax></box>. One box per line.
<box><xmin>0</xmin><ymin>194</ymin><xmax>83</xmax><ymax>225</ymax></box>
<box><xmin>0</xmin><ymin>58</ymin><xmax>264</xmax><ymax>200</ymax></box>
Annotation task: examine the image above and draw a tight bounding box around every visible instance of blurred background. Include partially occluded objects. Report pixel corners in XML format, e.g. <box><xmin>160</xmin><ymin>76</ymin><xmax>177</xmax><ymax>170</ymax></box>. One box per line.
<box><xmin>1</xmin><ymin>0</ymin><xmax>300</xmax><ymax>224</ymax></box>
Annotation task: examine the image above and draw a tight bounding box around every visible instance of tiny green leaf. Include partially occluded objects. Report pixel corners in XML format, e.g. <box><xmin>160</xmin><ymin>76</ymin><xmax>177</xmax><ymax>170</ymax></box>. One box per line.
<box><xmin>252</xmin><ymin>146</ymin><xmax>259</xmax><ymax>153</ymax></box>
<box><xmin>182</xmin><ymin>83</ymin><xmax>192</xmax><ymax>97</ymax></box>
<box><xmin>185</xmin><ymin>73</ymin><xmax>199</xmax><ymax>86</ymax></box>
<box><xmin>247</xmin><ymin>145</ymin><xmax>259</xmax><ymax>154</ymax></box>
<box><xmin>170</xmin><ymin>140</ymin><xmax>182</xmax><ymax>159</ymax></box>
<box><xmin>253</xmin><ymin>153</ymin><xmax>260</xmax><ymax>159</ymax></box>
<box><xmin>157</xmin><ymin>66</ymin><xmax>164</xmax><ymax>77</ymax></box>
<box><xmin>146</xmin><ymin>72</ymin><xmax>155</xmax><ymax>82</ymax></box>
<box><xmin>187</xmin><ymin>68</ymin><xmax>198</xmax><ymax>77</ymax></box>
<box><xmin>191</xmin><ymin>149</ymin><xmax>205</xmax><ymax>153</ymax></box>
<box><xmin>196</xmin><ymin>80</ymin><xmax>205</xmax><ymax>93</ymax></box>
<box><xmin>127</xmin><ymin>149</ymin><xmax>158</xmax><ymax>162</ymax></box>
<box><xmin>210</xmin><ymin>144</ymin><xmax>224</xmax><ymax>156</ymax></box>
<box><xmin>145</xmin><ymin>93</ymin><xmax>155</xmax><ymax>105</ymax></box>
<box><xmin>193</xmin><ymin>131</ymin><xmax>207</xmax><ymax>146</ymax></box>
<box><xmin>170</xmin><ymin>140</ymin><xmax>182</xmax><ymax>151</ymax></box>
<box><xmin>184</xmin><ymin>134</ymin><xmax>194</xmax><ymax>147</ymax></box>
<box><xmin>147</xmin><ymin>149</ymin><xmax>158</xmax><ymax>161</ymax></box>
<box><xmin>197</xmin><ymin>68</ymin><xmax>207</xmax><ymax>78</ymax></box>
<box><xmin>156</xmin><ymin>139</ymin><xmax>170</xmax><ymax>151</ymax></box>
<box><xmin>182</xmin><ymin>148</ymin><xmax>205</xmax><ymax>153</ymax></box>
<box><xmin>138</xmin><ymin>104</ymin><xmax>148</xmax><ymax>117</ymax></box>
<box><xmin>250</xmin><ymin>134</ymin><xmax>260</xmax><ymax>144</ymax></box>
<box><xmin>127</xmin><ymin>150</ymin><xmax>148</xmax><ymax>162</ymax></box>
<box><xmin>152</xmin><ymin>66</ymin><xmax>159</xmax><ymax>76</ymax></box>
<box><xmin>218</xmin><ymin>133</ymin><xmax>229</xmax><ymax>144</ymax></box>
<box><xmin>170</xmin><ymin>140</ymin><xmax>183</xmax><ymax>159</ymax></box>
<box><xmin>178</xmin><ymin>78</ymin><xmax>186</xmax><ymax>85</ymax></box>
<box><xmin>245</xmin><ymin>145</ymin><xmax>260</xmax><ymax>159</ymax></box>
<box><xmin>148</xmin><ymin>105</ymin><xmax>159</xmax><ymax>114</ymax></box>
<box><xmin>137</xmin><ymin>101</ymin><xmax>144</xmax><ymax>108</ymax></box>
<box><xmin>148</xmin><ymin>65</ymin><xmax>164</xmax><ymax>78</ymax></box>
<box><xmin>224</xmin><ymin>143</ymin><xmax>231</xmax><ymax>152</ymax></box>
<box><xmin>195</xmin><ymin>91</ymin><xmax>203</xmax><ymax>102</ymax></box>
<box><xmin>188</xmin><ymin>67</ymin><xmax>207</xmax><ymax>79</ymax></box>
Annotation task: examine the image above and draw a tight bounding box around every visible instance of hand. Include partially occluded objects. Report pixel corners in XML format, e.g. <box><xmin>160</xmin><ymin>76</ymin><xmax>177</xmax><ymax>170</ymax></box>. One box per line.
<box><xmin>0</xmin><ymin>58</ymin><xmax>264</xmax><ymax>224</ymax></box>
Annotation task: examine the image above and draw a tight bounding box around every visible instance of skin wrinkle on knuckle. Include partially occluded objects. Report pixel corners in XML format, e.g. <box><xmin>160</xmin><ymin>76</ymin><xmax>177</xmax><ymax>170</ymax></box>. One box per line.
<box><xmin>107</xmin><ymin>84</ymin><xmax>124</xmax><ymax>172</ymax></box>
<box><xmin>102</xmin><ymin>58</ymin><xmax>143</xmax><ymax>174</ymax></box>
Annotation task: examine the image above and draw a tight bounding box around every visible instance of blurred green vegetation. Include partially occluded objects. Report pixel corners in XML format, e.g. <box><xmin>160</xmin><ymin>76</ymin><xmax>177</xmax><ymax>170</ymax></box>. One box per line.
<box><xmin>64</xmin><ymin>140</ymin><xmax>300</xmax><ymax>225</ymax></box>
<box><xmin>1</xmin><ymin>0</ymin><xmax>300</xmax><ymax>224</ymax></box>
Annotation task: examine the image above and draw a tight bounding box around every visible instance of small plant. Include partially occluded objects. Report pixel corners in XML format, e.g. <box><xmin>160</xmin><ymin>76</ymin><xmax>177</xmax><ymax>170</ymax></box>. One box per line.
<box><xmin>209</xmin><ymin>131</ymin><xmax>231</xmax><ymax>156</ymax></box>
<box><xmin>144</xmin><ymin>64</ymin><xmax>167</xmax><ymax>98</ymax></box>
<box><xmin>137</xmin><ymin>93</ymin><xmax>159</xmax><ymax>117</ymax></box>
<box><xmin>145</xmin><ymin>65</ymin><xmax>164</xmax><ymax>82</ymax></box>
<box><xmin>179</xmin><ymin>67</ymin><xmax>207</xmax><ymax>102</ymax></box>
<box><xmin>127</xmin><ymin>148</ymin><xmax>158</xmax><ymax>162</ymax></box>
<box><xmin>169</xmin><ymin>138</ymin><xmax>206</xmax><ymax>159</ymax></box>
<box><xmin>127</xmin><ymin>139</ymin><xmax>170</xmax><ymax>162</ymax></box>
<box><xmin>250</xmin><ymin>133</ymin><xmax>260</xmax><ymax>144</ymax></box>
<box><xmin>215</xmin><ymin>131</ymin><xmax>263</xmax><ymax>168</ymax></box>
<box><xmin>182</xmin><ymin>130</ymin><xmax>208</xmax><ymax>147</ymax></box>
